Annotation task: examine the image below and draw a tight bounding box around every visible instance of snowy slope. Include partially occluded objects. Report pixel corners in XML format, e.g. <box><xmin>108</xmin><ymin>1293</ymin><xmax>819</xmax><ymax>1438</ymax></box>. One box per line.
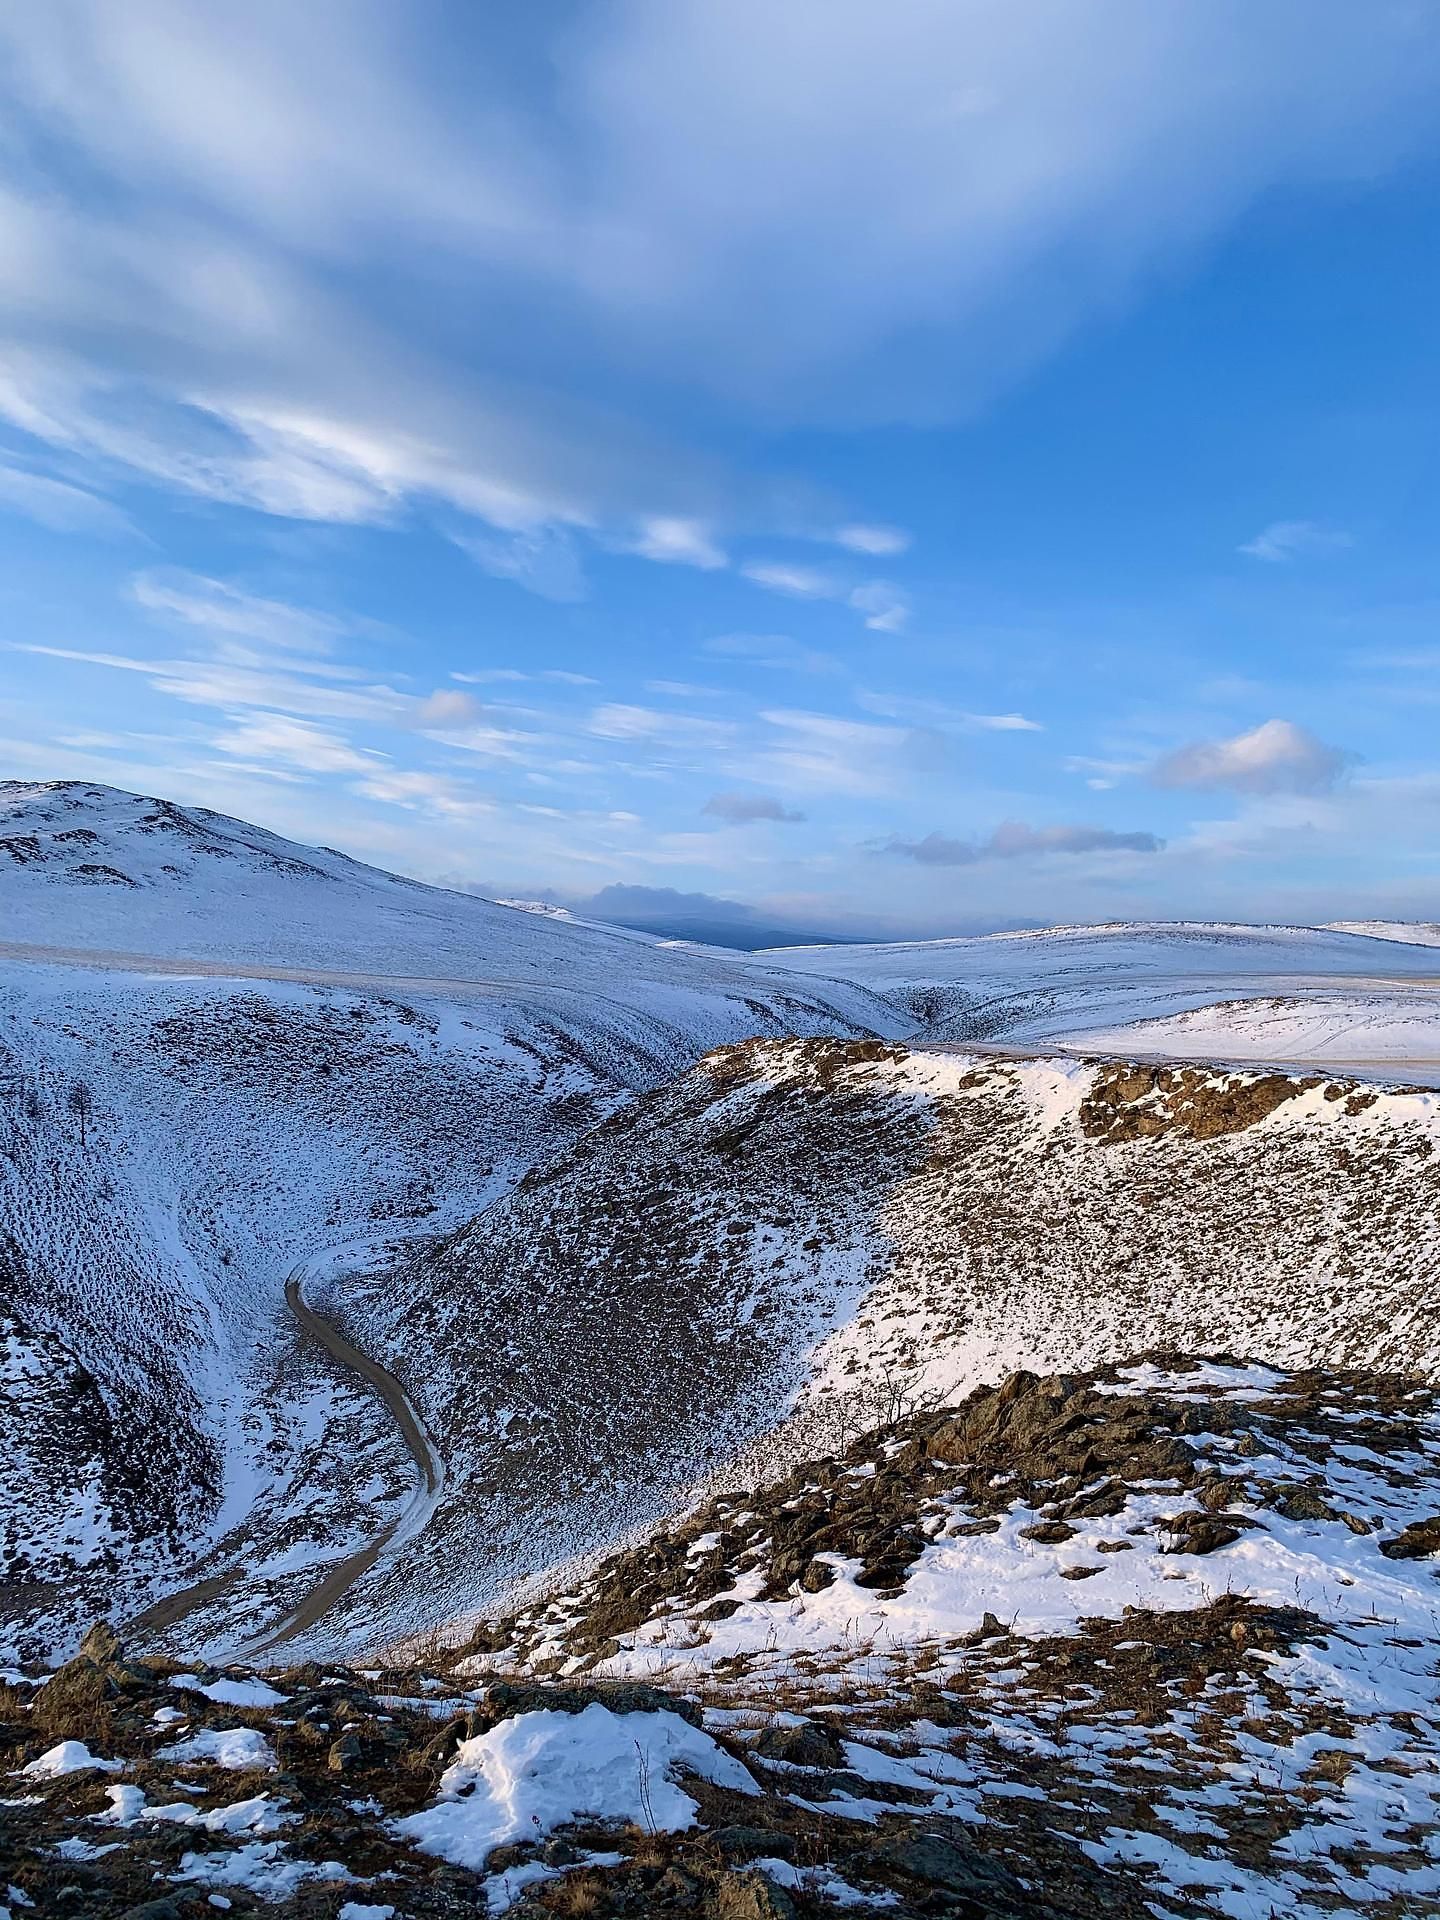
<box><xmin>8</xmin><ymin>783</ymin><xmax>1440</xmax><ymax>1672</ymax></box>
<box><xmin>0</xmin><ymin>783</ymin><xmax>906</xmax><ymax>1664</ymax></box>
<box><xmin>0</xmin><ymin>781</ymin><xmax>897</xmax><ymax>1046</ymax></box>
<box><xmin>1064</xmin><ymin>991</ymin><xmax>1440</xmax><ymax>1075</ymax></box>
<box><xmin>458</xmin><ymin>1360</ymin><xmax>1440</xmax><ymax>1920</ymax></box>
<box><xmin>317</xmin><ymin>1037</ymin><xmax>1440</xmax><ymax>1661</ymax></box>
<box><xmin>763</xmin><ymin>919</ymin><xmax>1440</xmax><ymax>1068</ymax></box>
<box><xmin>0</xmin><ymin>959</ymin><xmax>610</xmax><ymax>1663</ymax></box>
<box><xmin>1327</xmin><ymin>918</ymin><xmax>1440</xmax><ymax>946</ymax></box>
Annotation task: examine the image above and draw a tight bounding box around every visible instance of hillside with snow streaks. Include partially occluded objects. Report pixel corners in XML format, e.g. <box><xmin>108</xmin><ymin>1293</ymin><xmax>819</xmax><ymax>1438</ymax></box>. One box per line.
<box><xmin>0</xmin><ymin>960</ymin><xmax>597</xmax><ymax>1662</ymax></box>
<box><xmin>765</xmin><ymin>920</ymin><xmax>1440</xmax><ymax>1070</ymax></box>
<box><xmin>1327</xmin><ymin>919</ymin><xmax>1440</xmax><ymax>946</ymax></box>
<box><xmin>312</xmin><ymin>1038</ymin><xmax>1440</xmax><ymax>1660</ymax></box>
<box><xmin>0</xmin><ymin>785</ymin><xmax>901</xmax><ymax>1664</ymax></box>
<box><xmin>0</xmin><ymin>781</ymin><xmax>896</xmax><ymax>1044</ymax></box>
<box><xmin>7</xmin><ymin>782</ymin><xmax>1440</xmax><ymax>1676</ymax></box>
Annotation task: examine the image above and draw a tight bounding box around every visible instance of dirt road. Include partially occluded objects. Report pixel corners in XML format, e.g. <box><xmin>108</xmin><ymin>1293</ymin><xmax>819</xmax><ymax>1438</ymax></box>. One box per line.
<box><xmin>249</xmin><ymin>1270</ymin><xmax>442</xmax><ymax>1652</ymax></box>
<box><xmin>128</xmin><ymin>1262</ymin><xmax>442</xmax><ymax>1653</ymax></box>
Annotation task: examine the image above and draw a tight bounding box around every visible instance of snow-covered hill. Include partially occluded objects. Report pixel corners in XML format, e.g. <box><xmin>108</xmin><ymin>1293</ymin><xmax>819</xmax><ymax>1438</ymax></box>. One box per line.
<box><xmin>1327</xmin><ymin>918</ymin><xmax>1440</xmax><ymax>946</ymax></box>
<box><xmin>764</xmin><ymin>919</ymin><xmax>1440</xmax><ymax>1072</ymax></box>
<box><xmin>8</xmin><ymin>1357</ymin><xmax>1438</xmax><ymax>1920</ymax></box>
<box><xmin>443</xmin><ymin>1359</ymin><xmax>1440</xmax><ymax>1920</ymax></box>
<box><xmin>0</xmin><ymin>781</ymin><xmax>896</xmax><ymax>1043</ymax></box>
<box><xmin>298</xmin><ymin>1037</ymin><xmax>1440</xmax><ymax>1666</ymax></box>
<box><xmin>7</xmin><ymin>781</ymin><xmax>1440</xmax><ymax>1682</ymax></box>
<box><xmin>0</xmin><ymin>783</ymin><xmax>902</xmax><ymax>1664</ymax></box>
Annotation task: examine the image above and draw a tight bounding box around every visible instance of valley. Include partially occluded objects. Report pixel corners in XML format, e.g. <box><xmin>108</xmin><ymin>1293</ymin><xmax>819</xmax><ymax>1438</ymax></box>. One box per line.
<box><xmin>4</xmin><ymin>782</ymin><xmax>1440</xmax><ymax>1919</ymax></box>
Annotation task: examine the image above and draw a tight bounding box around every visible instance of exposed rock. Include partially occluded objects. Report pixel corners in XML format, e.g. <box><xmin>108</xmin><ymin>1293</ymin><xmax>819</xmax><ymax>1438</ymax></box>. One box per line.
<box><xmin>1379</xmin><ymin>1515</ymin><xmax>1440</xmax><ymax>1560</ymax></box>
<box><xmin>78</xmin><ymin>1619</ymin><xmax>123</xmax><ymax>1663</ymax></box>
<box><xmin>483</xmin><ymin>1677</ymin><xmax>703</xmax><ymax>1727</ymax></box>
<box><xmin>752</xmin><ymin>1720</ymin><xmax>845</xmax><ymax>1770</ymax></box>
<box><xmin>873</xmin><ymin>1829</ymin><xmax>1029</xmax><ymax>1901</ymax></box>
<box><xmin>1274</xmin><ymin>1486</ymin><xmax>1339</xmax><ymax>1522</ymax></box>
<box><xmin>1079</xmin><ymin>1062</ymin><xmax>1315</xmax><ymax>1142</ymax></box>
<box><xmin>712</xmin><ymin>1825</ymin><xmax>796</xmax><ymax>1863</ymax></box>
<box><xmin>1020</xmin><ymin>1520</ymin><xmax>1077</xmax><ymax>1543</ymax></box>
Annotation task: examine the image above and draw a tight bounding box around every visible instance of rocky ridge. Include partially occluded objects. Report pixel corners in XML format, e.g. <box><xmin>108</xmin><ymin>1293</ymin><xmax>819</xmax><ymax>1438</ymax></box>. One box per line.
<box><xmin>5</xmin><ymin>1362</ymin><xmax>1439</xmax><ymax>1918</ymax></box>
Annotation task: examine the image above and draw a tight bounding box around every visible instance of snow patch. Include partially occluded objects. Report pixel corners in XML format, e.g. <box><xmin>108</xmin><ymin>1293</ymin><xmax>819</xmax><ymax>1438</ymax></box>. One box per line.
<box><xmin>158</xmin><ymin>1727</ymin><xmax>276</xmax><ymax>1771</ymax></box>
<box><xmin>393</xmin><ymin>1705</ymin><xmax>758</xmax><ymax>1869</ymax></box>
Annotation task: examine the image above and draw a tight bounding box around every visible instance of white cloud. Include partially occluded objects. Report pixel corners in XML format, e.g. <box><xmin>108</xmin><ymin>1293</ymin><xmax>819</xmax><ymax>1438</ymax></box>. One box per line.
<box><xmin>625</xmin><ymin>515</ymin><xmax>727</xmax><ymax>569</ymax></box>
<box><xmin>421</xmin><ymin>716</ymin><xmax>554</xmax><ymax>766</ymax></box>
<box><xmin>15</xmin><ymin>642</ymin><xmax>409</xmax><ymax>724</ymax></box>
<box><xmin>407</xmin><ymin>688</ymin><xmax>484</xmax><ymax>729</ymax></box>
<box><xmin>132</xmin><ymin>569</ymin><xmax>347</xmax><ymax>653</ymax></box>
<box><xmin>834</xmin><ymin>523</ymin><xmax>910</xmax><ymax>556</ymax></box>
<box><xmin>703</xmin><ymin>633</ymin><xmax>841</xmax><ymax>675</ymax></box>
<box><xmin>741</xmin><ymin>561</ymin><xmax>837</xmax><ymax>599</ymax></box>
<box><xmin>742</xmin><ymin>563</ymin><xmax>911</xmax><ymax>633</ymax></box>
<box><xmin>858</xmin><ymin>690</ymin><xmax>1043</xmax><ymax>732</ymax></box>
<box><xmin>848</xmin><ymin>580</ymin><xmax>909</xmax><ymax>633</ymax></box>
<box><xmin>1150</xmin><ymin>718</ymin><xmax>1350</xmax><ymax>794</ymax></box>
<box><xmin>0</xmin><ymin>5</ymin><xmax>1430</xmax><ymax>568</ymax></box>
<box><xmin>563</xmin><ymin>3</ymin><xmax>1440</xmax><ymax>414</ymax></box>
<box><xmin>0</xmin><ymin>461</ymin><xmax>134</xmax><ymax>536</ymax></box>
<box><xmin>211</xmin><ymin>712</ymin><xmax>383</xmax><ymax>775</ymax></box>
<box><xmin>352</xmin><ymin>768</ymin><xmax>494</xmax><ymax>816</ymax></box>
<box><xmin>1238</xmin><ymin>519</ymin><xmax>1353</xmax><ymax>562</ymax></box>
<box><xmin>749</xmin><ymin>706</ymin><xmax>927</xmax><ymax>796</ymax></box>
<box><xmin>586</xmin><ymin>703</ymin><xmax>736</xmax><ymax>749</ymax></box>
<box><xmin>453</xmin><ymin>525</ymin><xmax>588</xmax><ymax>602</ymax></box>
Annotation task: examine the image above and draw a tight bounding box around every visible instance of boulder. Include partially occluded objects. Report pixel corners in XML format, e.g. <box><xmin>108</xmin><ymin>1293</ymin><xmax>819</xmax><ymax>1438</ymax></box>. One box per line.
<box><xmin>752</xmin><ymin>1719</ymin><xmax>844</xmax><ymax>1770</ymax></box>
<box><xmin>874</xmin><ymin>1830</ymin><xmax>1027</xmax><ymax>1902</ymax></box>
<box><xmin>712</xmin><ymin>1825</ymin><xmax>796</xmax><ymax>1863</ymax></box>
<box><xmin>1379</xmin><ymin>1515</ymin><xmax>1440</xmax><ymax>1560</ymax></box>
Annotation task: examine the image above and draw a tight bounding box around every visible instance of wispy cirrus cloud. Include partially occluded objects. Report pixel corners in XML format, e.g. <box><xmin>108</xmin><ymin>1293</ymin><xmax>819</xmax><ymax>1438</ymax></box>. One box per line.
<box><xmin>352</xmin><ymin>767</ymin><xmax>495</xmax><ymax>817</ymax></box>
<box><xmin>1238</xmin><ymin>519</ymin><xmax>1353</xmax><ymax>562</ymax></box>
<box><xmin>0</xmin><ymin>460</ymin><xmax>135</xmax><ymax>536</ymax></box>
<box><xmin>745</xmin><ymin>707</ymin><xmax>941</xmax><ymax>796</ymax></box>
<box><xmin>0</xmin><ymin>3</ymin><xmax>1431</xmax><ymax>596</ymax></box>
<box><xmin>211</xmin><ymin>712</ymin><xmax>384</xmax><ymax>775</ymax></box>
<box><xmin>847</xmin><ymin>579</ymin><xmax>909</xmax><ymax>633</ymax></box>
<box><xmin>702</xmin><ymin>633</ymin><xmax>842</xmax><ymax>675</ymax></box>
<box><xmin>741</xmin><ymin>561</ymin><xmax>837</xmax><ymax>599</ymax></box>
<box><xmin>586</xmin><ymin>702</ymin><xmax>737</xmax><ymax>750</ymax></box>
<box><xmin>132</xmin><ymin>569</ymin><xmax>350</xmax><ymax>654</ymax></box>
<box><xmin>858</xmin><ymin>690</ymin><xmax>1042</xmax><ymax>732</ymax></box>
<box><xmin>742</xmin><ymin>561</ymin><xmax>910</xmax><ymax>633</ymax></box>
<box><xmin>452</xmin><ymin>524</ymin><xmax>588</xmax><ymax>601</ymax></box>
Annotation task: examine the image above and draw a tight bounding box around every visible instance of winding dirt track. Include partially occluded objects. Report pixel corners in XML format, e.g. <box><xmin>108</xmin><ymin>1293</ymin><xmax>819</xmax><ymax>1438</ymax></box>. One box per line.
<box><xmin>128</xmin><ymin>1266</ymin><xmax>442</xmax><ymax>1652</ymax></box>
<box><xmin>253</xmin><ymin>1273</ymin><xmax>442</xmax><ymax>1651</ymax></box>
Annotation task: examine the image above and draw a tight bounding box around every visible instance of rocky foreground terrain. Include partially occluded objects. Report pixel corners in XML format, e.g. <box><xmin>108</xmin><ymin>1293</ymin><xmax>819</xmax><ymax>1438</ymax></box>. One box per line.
<box><xmin>6</xmin><ymin>785</ymin><xmax>1440</xmax><ymax>1917</ymax></box>
<box><xmin>4</xmin><ymin>1360</ymin><xmax>1438</xmax><ymax>1918</ymax></box>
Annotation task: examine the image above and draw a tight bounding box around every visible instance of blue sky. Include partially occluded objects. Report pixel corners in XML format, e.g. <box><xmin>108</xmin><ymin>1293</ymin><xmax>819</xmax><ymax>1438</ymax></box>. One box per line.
<box><xmin>2</xmin><ymin>2</ymin><xmax>1440</xmax><ymax>940</ymax></box>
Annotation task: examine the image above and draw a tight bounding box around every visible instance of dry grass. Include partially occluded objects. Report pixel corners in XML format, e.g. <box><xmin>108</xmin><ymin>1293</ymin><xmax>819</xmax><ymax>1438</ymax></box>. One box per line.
<box><xmin>540</xmin><ymin>1872</ymin><xmax>609</xmax><ymax>1915</ymax></box>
